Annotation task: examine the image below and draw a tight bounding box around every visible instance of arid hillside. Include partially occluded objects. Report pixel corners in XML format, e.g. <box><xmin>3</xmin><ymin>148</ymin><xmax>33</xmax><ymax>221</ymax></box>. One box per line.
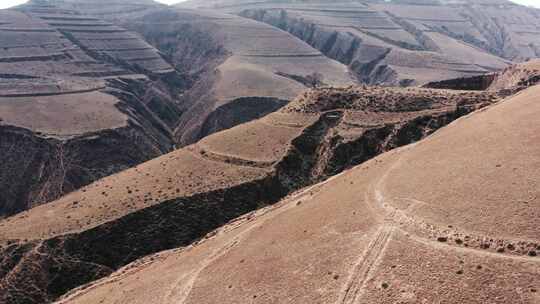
<box><xmin>0</xmin><ymin>2</ymin><xmax>181</xmax><ymax>216</ymax></box>
<box><xmin>0</xmin><ymin>1</ymin><xmax>538</xmax><ymax>303</ymax></box>
<box><xmin>0</xmin><ymin>84</ymin><xmax>503</xmax><ymax>303</ymax></box>
<box><xmin>4</xmin><ymin>0</ymin><xmax>539</xmax><ymax>217</ymax></box>
<box><xmin>127</xmin><ymin>8</ymin><xmax>356</xmax><ymax>144</ymax></box>
<box><xmin>179</xmin><ymin>0</ymin><xmax>540</xmax><ymax>85</ymax></box>
<box><xmin>0</xmin><ymin>0</ymin><xmax>355</xmax><ymax>216</ymax></box>
<box><xmin>57</xmin><ymin>82</ymin><xmax>540</xmax><ymax>304</ymax></box>
<box><xmin>488</xmin><ymin>60</ymin><xmax>540</xmax><ymax>91</ymax></box>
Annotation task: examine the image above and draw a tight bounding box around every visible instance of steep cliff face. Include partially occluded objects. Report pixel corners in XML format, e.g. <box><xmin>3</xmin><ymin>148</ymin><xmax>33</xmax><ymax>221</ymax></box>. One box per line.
<box><xmin>0</xmin><ymin>85</ymin><xmax>503</xmax><ymax>303</ymax></box>
<box><xmin>0</xmin><ymin>2</ymin><xmax>537</xmax><ymax>303</ymax></box>
<box><xmin>0</xmin><ymin>127</ymin><xmax>167</xmax><ymax>216</ymax></box>
<box><xmin>5</xmin><ymin>0</ymin><xmax>534</xmax><ymax>217</ymax></box>
<box><xmin>239</xmin><ymin>8</ymin><xmax>401</xmax><ymax>85</ymax></box>
<box><xmin>422</xmin><ymin>74</ymin><xmax>497</xmax><ymax>91</ymax></box>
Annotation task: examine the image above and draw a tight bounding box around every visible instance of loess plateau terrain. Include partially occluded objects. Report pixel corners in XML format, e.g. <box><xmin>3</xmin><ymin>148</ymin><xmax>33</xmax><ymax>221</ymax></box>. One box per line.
<box><xmin>0</xmin><ymin>0</ymin><xmax>538</xmax><ymax>303</ymax></box>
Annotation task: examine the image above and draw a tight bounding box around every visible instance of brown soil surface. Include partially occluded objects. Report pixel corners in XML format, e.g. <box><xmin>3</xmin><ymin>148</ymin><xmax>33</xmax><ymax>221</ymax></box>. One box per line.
<box><xmin>0</xmin><ymin>85</ymin><xmax>500</xmax><ymax>242</ymax></box>
<box><xmin>0</xmin><ymin>84</ymin><xmax>504</xmax><ymax>303</ymax></box>
<box><xmin>57</xmin><ymin>84</ymin><xmax>540</xmax><ymax>304</ymax></box>
<box><xmin>0</xmin><ymin>2</ymin><xmax>538</xmax><ymax>302</ymax></box>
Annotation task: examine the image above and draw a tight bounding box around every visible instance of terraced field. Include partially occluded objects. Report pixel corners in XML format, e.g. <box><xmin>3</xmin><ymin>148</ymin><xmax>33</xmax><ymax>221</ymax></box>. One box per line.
<box><xmin>4</xmin><ymin>0</ymin><xmax>536</xmax><ymax>214</ymax></box>
<box><xmin>45</xmin><ymin>0</ymin><xmax>163</xmax><ymax>18</ymax></box>
<box><xmin>19</xmin><ymin>2</ymin><xmax>173</xmax><ymax>76</ymax></box>
<box><xmin>0</xmin><ymin>4</ymin><xmax>181</xmax><ymax>216</ymax></box>
<box><xmin>179</xmin><ymin>0</ymin><xmax>540</xmax><ymax>85</ymax></box>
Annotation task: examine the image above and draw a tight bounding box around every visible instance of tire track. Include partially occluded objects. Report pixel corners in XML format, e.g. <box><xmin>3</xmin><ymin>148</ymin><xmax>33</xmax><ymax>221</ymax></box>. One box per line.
<box><xmin>367</xmin><ymin>146</ymin><xmax>540</xmax><ymax>261</ymax></box>
<box><xmin>337</xmin><ymin>225</ymin><xmax>394</xmax><ymax>304</ymax></box>
<box><xmin>335</xmin><ymin>148</ymin><xmax>407</xmax><ymax>304</ymax></box>
<box><xmin>168</xmin><ymin>182</ymin><xmax>322</xmax><ymax>304</ymax></box>
<box><xmin>169</xmin><ymin>236</ymin><xmax>245</xmax><ymax>304</ymax></box>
